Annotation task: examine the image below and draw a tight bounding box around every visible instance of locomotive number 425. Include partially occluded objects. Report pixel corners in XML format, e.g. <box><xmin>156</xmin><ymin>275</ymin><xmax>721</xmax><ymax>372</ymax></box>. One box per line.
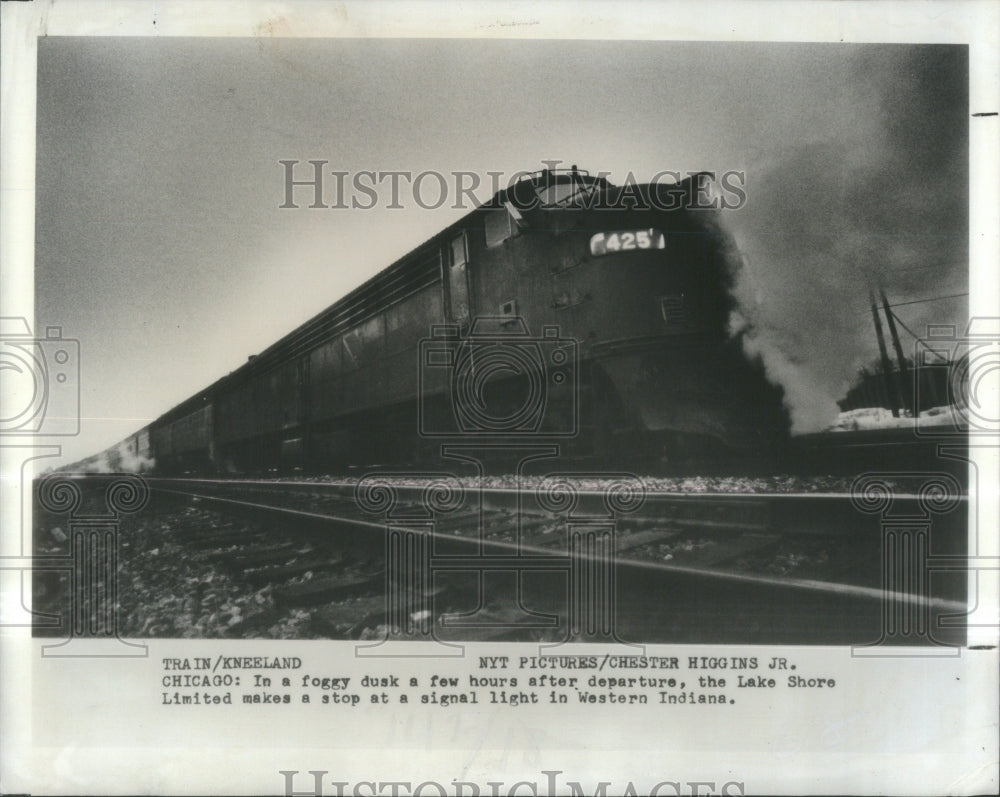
<box><xmin>589</xmin><ymin>228</ymin><xmax>666</xmax><ymax>257</ymax></box>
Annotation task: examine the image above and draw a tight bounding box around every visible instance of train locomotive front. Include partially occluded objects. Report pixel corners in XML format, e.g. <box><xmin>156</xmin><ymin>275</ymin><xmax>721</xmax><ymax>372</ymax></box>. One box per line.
<box><xmin>460</xmin><ymin>169</ymin><xmax>790</xmax><ymax>466</ymax></box>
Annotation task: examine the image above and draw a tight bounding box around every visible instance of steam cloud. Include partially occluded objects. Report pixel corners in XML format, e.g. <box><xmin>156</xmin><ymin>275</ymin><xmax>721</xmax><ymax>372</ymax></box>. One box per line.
<box><xmin>77</xmin><ymin>440</ymin><xmax>155</xmax><ymax>474</ymax></box>
<box><xmin>722</xmin><ymin>46</ymin><xmax>968</xmax><ymax>432</ymax></box>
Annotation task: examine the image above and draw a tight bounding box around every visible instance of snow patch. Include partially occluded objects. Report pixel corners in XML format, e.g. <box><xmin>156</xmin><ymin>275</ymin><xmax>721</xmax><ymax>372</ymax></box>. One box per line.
<box><xmin>826</xmin><ymin>405</ymin><xmax>959</xmax><ymax>432</ymax></box>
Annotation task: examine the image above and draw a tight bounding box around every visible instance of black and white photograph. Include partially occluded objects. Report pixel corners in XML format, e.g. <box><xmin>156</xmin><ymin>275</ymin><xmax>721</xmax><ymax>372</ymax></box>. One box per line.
<box><xmin>1</xmin><ymin>1</ymin><xmax>997</xmax><ymax>795</ymax></box>
<box><xmin>27</xmin><ymin>32</ymin><xmax>974</xmax><ymax>646</ymax></box>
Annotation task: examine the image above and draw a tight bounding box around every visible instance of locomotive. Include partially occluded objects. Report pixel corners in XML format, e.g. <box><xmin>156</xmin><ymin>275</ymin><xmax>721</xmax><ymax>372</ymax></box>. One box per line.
<box><xmin>82</xmin><ymin>167</ymin><xmax>789</xmax><ymax>475</ymax></box>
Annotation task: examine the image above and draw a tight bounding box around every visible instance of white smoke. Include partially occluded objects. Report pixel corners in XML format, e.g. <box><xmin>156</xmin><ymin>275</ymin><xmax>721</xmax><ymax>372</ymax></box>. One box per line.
<box><xmin>75</xmin><ymin>440</ymin><xmax>155</xmax><ymax>474</ymax></box>
<box><xmin>729</xmin><ymin>310</ymin><xmax>840</xmax><ymax>433</ymax></box>
<box><xmin>114</xmin><ymin>440</ymin><xmax>155</xmax><ymax>474</ymax></box>
<box><xmin>722</xmin><ymin>46</ymin><xmax>968</xmax><ymax>433</ymax></box>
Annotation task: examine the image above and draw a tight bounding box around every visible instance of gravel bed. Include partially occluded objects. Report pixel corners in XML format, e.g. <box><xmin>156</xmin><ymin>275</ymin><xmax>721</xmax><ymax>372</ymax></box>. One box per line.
<box><xmin>33</xmin><ymin>508</ymin><xmax>328</xmax><ymax>639</ymax></box>
<box><xmin>32</xmin><ymin>488</ymin><xmax>882</xmax><ymax>641</ymax></box>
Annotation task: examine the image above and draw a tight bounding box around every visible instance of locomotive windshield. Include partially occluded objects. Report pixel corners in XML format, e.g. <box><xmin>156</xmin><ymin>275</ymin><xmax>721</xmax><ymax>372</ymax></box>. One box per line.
<box><xmin>514</xmin><ymin>167</ymin><xmax>605</xmax><ymax>208</ymax></box>
<box><xmin>534</xmin><ymin>178</ymin><xmax>601</xmax><ymax>207</ymax></box>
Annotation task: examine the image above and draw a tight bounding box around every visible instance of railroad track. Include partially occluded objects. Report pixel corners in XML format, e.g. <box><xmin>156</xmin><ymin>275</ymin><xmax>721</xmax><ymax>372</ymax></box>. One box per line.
<box><xmin>34</xmin><ymin>474</ymin><xmax>970</xmax><ymax>645</ymax></box>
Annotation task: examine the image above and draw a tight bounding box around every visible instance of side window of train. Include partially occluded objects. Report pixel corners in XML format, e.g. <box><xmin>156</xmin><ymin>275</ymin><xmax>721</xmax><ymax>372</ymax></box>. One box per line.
<box><xmin>446</xmin><ymin>231</ymin><xmax>471</xmax><ymax>325</ymax></box>
<box><xmin>484</xmin><ymin>209</ymin><xmax>512</xmax><ymax>248</ymax></box>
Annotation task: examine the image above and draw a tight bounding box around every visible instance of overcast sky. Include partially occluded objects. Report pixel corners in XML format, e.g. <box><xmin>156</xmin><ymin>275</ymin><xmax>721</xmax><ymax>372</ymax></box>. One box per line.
<box><xmin>35</xmin><ymin>38</ymin><xmax>968</xmax><ymax>464</ymax></box>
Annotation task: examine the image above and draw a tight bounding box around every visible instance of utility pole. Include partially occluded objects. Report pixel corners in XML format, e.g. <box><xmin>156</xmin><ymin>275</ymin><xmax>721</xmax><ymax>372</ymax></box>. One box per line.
<box><xmin>880</xmin><ymin>289</ymin><xmax>912</xmax><ymax>415</ymax></box>
<box><xmin>869</xmin><ymin>290</ymin><xmax>900</xmax><ymax>417</ymax></box>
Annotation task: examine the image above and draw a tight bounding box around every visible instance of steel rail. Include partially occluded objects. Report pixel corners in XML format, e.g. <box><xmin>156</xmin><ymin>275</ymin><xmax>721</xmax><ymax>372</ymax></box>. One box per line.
<box><xmin>144</xmin><ymin>476</ymin><xmax>968</xmax><ymax>503</ymax></box>
<box><xmin>150</xmin><ymin>483</ymin><xmax>969</xmax><ymax>614</ymax></box>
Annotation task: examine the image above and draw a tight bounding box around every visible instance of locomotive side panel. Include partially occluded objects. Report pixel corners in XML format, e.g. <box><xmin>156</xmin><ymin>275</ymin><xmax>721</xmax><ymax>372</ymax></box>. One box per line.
<box><xmin>152</xmin><ymin>422</ymin><xmax>173</xmax><ymax>459</ymax></box>
<box><xmin>307</xmin><ymin>336</ymin><xmax>344</xmax><ymax>421</ymax></box>
<box><xmin>173</xmin><ymin>405</ymin><xmax>212</xmax><ymax>454</ymax></box>
<box><xmin>380</xmin><ymin>284</ymin><xmax>441</xmax><ymax>405</ymax></box>
<box><xmin>216</xmin><ymin>382</ymin><xmax>255</xmax><ymax>445</ymax></box>
<box><xmin>214</xmin><ymin>365</ymin><xmax>301</xmax><ymax>472</ymax></box>
<box><xmin>477</xmin><ymin>210</ymin><xmax>524</xmax><ymax>318</ymax></box>
<box><xmin>258</xmin><ymin>360</ymin><xmax>303</xmax><ymax>433</ymax></box>
<box><xmin>305</xmin><ymin>272</ymin><xmax>445</xmax><ymax>422</ymax></box>
<box><xmin>214</xmin><ymin>255</ymin><xmax>447</xmax><ymax>471</ymax></box>
<box><xmin>304</xmin><ymin>277</ymin><xmax>445</xmax><ymax>466</ymax></box>
<box><xmin>339</xmin><ymin>314</ymin><xmax>386</xmax><ymax>415</ymax></box>
<box><xmin>150</xmin><ymin>404</ymin><xmax>213</xmax><ymax>472</ymax></box>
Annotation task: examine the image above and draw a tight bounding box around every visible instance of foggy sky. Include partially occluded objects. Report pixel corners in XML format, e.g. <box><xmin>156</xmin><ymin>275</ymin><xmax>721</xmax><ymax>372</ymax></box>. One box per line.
<box><xmin>35</xmin><ymin>38</ymin><xmax>968</xmax><ymax>463</ymax></box>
